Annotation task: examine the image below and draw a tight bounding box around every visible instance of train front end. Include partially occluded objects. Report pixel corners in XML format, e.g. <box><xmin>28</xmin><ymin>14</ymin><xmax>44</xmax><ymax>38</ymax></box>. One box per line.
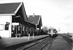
<box><xmin>48</xmin><ymin>28</ymin><xmax>58</xmax><ymax>38</ymax></box>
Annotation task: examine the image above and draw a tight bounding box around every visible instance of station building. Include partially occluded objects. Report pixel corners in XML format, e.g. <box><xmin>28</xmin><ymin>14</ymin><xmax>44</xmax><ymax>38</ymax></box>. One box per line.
<box><xmin>28</xmin><ymin>15</ymin><xmax>42</xmax><ymax>35</ymax></box>
<box><xmin>0</xmin><ymin>2</ymin><xmax>42</xmax><ymax>38</ymax></box>
<box><xmin>0</xmin><ymin>2</ymin><xmax>28</xmax><ymax>37</ymax></box>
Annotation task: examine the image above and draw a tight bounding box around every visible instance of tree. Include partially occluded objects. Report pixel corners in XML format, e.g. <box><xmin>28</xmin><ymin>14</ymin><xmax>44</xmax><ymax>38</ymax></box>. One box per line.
<box><xmin>41</xmin><ymin>26</ymin><xmax>48</xmax><ymax>35</ymax></box>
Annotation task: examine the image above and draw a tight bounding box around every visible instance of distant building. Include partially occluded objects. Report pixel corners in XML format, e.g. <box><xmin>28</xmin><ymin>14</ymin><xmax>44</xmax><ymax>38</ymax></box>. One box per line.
<box><xmin>28</xmin><ymin>15</ymin><xmax>42</xmax><ymax>35</ymax></box>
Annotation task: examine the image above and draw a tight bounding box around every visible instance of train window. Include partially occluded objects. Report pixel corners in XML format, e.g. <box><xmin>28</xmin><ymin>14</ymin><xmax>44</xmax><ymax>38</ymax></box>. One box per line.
<box><xmin>53</xmin><ymin>29</ymin><xmax>57</xmax><ymax>33</ymax></box>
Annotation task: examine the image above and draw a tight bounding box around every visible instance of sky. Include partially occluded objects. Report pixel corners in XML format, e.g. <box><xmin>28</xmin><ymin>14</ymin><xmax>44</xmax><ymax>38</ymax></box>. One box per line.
<box><xmin>0</xmin><ymin>0</ymin><xmax>73</xmax><ymax>33</ymax></box>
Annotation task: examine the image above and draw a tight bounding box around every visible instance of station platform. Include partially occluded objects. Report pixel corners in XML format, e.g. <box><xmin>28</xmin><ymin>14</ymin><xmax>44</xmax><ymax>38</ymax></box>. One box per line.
<box><xmin>0</xmin><ymin>35</ymin><xmax>49</xmax><ymax>48</ymax></box>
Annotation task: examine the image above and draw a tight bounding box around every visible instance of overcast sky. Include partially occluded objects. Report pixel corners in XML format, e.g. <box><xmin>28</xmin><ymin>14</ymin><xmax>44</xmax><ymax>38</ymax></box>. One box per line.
<box><xmin>0</xmin><ymin>0</ymin><xmax>73</xmax><ymax>33</ymax></box>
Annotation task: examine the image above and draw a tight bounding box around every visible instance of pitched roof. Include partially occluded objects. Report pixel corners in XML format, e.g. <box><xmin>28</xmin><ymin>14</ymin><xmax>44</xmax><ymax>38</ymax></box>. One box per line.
<box><xmin>0</xmin><ymin>2</ymin><xmax>22</xmax><ymax>15</ymax></box>
<box><xmin>28</xmin><ymin>15</ymin><xmax>41</xmax><ymax>25</ymax></box>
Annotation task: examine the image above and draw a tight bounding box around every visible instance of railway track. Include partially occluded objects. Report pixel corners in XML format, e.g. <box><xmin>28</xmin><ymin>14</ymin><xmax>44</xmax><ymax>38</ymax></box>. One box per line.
<box><xmin>16</xmin><ymin>35</ymin><xmax>72</xmax><ymax>50</ymax></box>
<box><xmin>21</xmin><ymin>36</ymin><xmax>56</xmax><ymax>50</ymax></box>
<box><xmin>61</xmin><ymin>35</ymin><xmax>73</xmax><ymax>46</ymax></box>
<box><xmin>16</xmin><ymin>36</ymin><xmax>50</xmax><ymax>50</ymax></box>
<box><xmin>40</xmin><ymin>38</ymin><xmax>54</xmax><ymax>50</ymax></box>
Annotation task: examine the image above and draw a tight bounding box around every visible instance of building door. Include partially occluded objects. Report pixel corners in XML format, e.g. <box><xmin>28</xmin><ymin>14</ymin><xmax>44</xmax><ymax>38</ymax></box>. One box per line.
<box><xmin>12</xmin><ymin>25</ymin><xmax>16</xmax><ymax>37</ymax></box>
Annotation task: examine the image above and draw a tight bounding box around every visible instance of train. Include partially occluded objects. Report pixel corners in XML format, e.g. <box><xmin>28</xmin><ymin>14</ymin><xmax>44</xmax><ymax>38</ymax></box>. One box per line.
<box><xmin>47</xmin><ymin>28</ymin><xmax>58</xmax><ymax>38</ymax></box>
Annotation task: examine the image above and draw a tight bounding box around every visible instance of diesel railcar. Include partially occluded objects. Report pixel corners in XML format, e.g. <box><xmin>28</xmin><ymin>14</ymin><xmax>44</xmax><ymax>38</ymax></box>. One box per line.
<box><xmin>48</xmin><ymin>28</ymin><xmax>58</xmax><ymax>38</ymax></box>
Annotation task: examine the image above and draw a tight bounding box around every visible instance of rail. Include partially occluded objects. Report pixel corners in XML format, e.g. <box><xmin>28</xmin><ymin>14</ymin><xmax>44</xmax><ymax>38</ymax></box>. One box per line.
<box><xmin>16</xmin><ymin>36</ymin><xmax>51</xmax><ymax>50</ymax></box>
<box><xmin>21</xmin><ymin>37</ymin><xmax>56</xmax><ymax>50</ymax></box>
<box><xmin>61</xmin><ymin>35</ymin><xmax>73</xmax><ymax>46</ymax></box>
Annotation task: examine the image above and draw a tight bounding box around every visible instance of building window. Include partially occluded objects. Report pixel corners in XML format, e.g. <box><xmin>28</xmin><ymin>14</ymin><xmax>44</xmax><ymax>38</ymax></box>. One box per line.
<box><xmin>5</xmin><ymin>22</ymin><xmax>10</xmax><ymax>30</ymax></box>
